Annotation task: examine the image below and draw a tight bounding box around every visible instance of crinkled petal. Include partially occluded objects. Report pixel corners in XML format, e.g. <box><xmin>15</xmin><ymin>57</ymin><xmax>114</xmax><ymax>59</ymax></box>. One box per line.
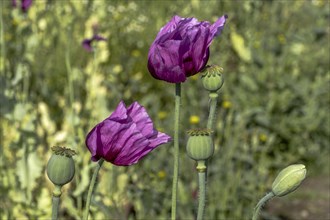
<box><xmin>85</xmin><ymin>101</ymin><xmax>172</xmax><ymax>165</ymax></box>
<box><xmin>147</xmin><ymin>14</ymin><xmax>227</xmax><ymax>83</ymax></box>
<box><xmin>180</xmin><ymin>25</ymin><xmax>210</xmax><ymax>76</ymax></box>
<box><xmin>109</xmin><ymin>101</ymin><xmax>129</xmax><ymax>122</ymax></box>
<box><xmin>155</xmin><ymin>15</ymin><xmax>182</xmax><ymax>42</ymax></box>
<box><xmin>108</xmin><ymin>123</ymin><xmax>148</xmax><ymax>165</ymax></box>
<box><xmin>149</xmin><ymin>131</ymin><xmax>172</xmax><ymax>148</ymax></box>
<box><xmin>127</xmin><ymin>102</ymin><xmax>155</xmax><ymax>138</ymax></box>
<box><xmin>148</xmin><ymin>41</ymin><xmax>186</xmax><ymax>83</ymax></box>
<box><xmin>208</xmin><ymin>15</ymin><xmax>228</xmax><ymax>46</ymax></box>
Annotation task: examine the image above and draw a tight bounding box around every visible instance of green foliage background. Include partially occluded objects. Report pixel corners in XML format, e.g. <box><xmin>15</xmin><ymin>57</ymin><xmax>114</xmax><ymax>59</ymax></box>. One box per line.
<box><xmin>0</xmin><ymin>0</ymin><xmax>329</xmax><ymax>219</ymax></box>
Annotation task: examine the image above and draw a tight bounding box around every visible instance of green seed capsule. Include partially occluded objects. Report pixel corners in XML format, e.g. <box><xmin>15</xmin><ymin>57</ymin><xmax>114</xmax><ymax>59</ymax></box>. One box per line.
<box><xmin>201</xmin><ymin>65</ymin><xmax>224</xmax><ymax>92</ymax></box>
<box><xmin>186</xmin><ymin>129</ymin><xmax>214</xmax><ymax>161</ymax></box>
<box><xmin>47</xmin><ymin>146</ymin><xmax>76</xmax><ymax>186</ymax></box>
<box><xmin>272</xmin><ymin>164</ymin><xmax>307</xmax><ymax>197</ymax></box>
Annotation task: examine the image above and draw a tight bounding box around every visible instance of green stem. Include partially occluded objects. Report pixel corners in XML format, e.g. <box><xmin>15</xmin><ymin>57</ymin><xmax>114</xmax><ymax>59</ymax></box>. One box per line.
<box><xmin>197</xmin><ymin>168</ymin><xmax>206</xmax><ymax>220</ymax></box>
<box><xmin>65</xmin><ymin>29</ymin><xmax>74</xmax><ymax>114</ymax></box>
<box><xmin>51</xmin><ymin>185</ymin><xmax>62</xmax><ymax>220</ymax></box>
<box><xmin>207</xmin><ymin>93</ymin><xmax>219</xmax><ymax>130</ymax></box>
<box><xmin>171</xmin><ymin>83</ymin><xmax>181</xmax><ymax>220</ymax></box>
<box><xmin>252</xmin><ymin>192</ymin><xmax>275</xmax><ymax>220</ymax></box>
<box><xmin>83</xmin><ymin>159</ymin><xmax>104</xmax><ymax>220</ymax></box>
<box><xmin>0</xmin><ymin>1</ymin><xmax>6</xmax><ymax>76</ymax></box>
<box><xmin>65</xmin><ymin>26</ymin><xmax>84</xmax><ymax>212</ymax></box>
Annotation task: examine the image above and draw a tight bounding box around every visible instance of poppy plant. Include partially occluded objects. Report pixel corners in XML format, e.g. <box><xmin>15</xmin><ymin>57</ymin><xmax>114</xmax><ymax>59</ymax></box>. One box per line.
<box><xmin>82</xmin><ymin>34</ymin><xmax>106</xmax><ymax>52</ymax></box>
<box><xmin>147</xmin><ymin>15</ymin><xmax>227</xmax><ymax>83</ymax></box>
<box><xmin>85</xmin><ymin>101</ymin><xmax>171</xmax><ymax>166</ymax></box>
<box><xmin>12</xmin><ymin>0</ymin><xmax>32</xmax><ymax>12</ymax></box>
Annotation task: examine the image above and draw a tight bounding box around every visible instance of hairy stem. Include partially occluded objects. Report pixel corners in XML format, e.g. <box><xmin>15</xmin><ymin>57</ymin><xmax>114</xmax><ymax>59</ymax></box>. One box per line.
<box><xmin>207</xmin><ymin>93</ymin><xmax>219</xmax><ymax>130</ymax></box>
<box><xmin>197</xmin><ymin>170</ymin><xmax>206</xmax><ymax>220</ymax></box>
<box><xmin>51</xmin><ymin>185</ymin><xmax>62</xmax><ymax>220</ymax></box>
<box><xmin>83</xmin><ymin>159</ymin><xmax>104</xmax><ymax>220</ymax></box>
<box><xmin>252</xmin><ymin>192</ymin><xmax>275</xmax><ymax>220</ymax></box>
<box><xmin>171</xmin><ymin>83</ymin><xmax>181</xmax><ymax>220</ymax></box>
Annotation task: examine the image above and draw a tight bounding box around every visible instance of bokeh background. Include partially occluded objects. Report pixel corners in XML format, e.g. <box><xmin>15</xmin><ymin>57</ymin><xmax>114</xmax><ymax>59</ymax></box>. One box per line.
<box><xmin>1</xmin><ymin>0</ymin><xmax>329</xmax><ymax>219</ymax></box>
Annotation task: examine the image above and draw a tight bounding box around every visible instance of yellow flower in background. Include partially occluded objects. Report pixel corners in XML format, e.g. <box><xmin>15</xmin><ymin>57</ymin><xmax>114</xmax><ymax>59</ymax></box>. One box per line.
<box><xmin>277</xmin><ymin>34</ymin><xmax>286</xmax><ymax>44</ymax></box>
<box><xmin>312</xmin><ymin>0</ymin><xmax>325</xmax><ymax>7</ymax></box>
<box><xmin>259</xmin><ymin>133</ymin><xmax>268</xmax><ymax>142</ymax></box>
<box><xmin>189</xmin><ymin>115</ymin><xmax>200</xmax><ymax>125</ymax></box>
<box><xmin>113</xmin><ymin>65</ymin><xmax>123</xmax><ymax>74</ymax></box>
<box><xmin>222</xmin><ymin>100</ymin><xmax>232</xmax><ymax>109</ymax></box>
<box><xmin>158</xmin><ymin>111</ymin><xmax>168</xmax><ymax>120</ymax></box>
<box><xmin>131</xmin><ymin>50</ymin><xmax>141</xmax><ymax>57</ymax></box>
<box><xmin>191</xmin><ymin>74</ymin><xmax>199</xmax><ymax>81</ymax></box>
<box><xmin>157</xmin><ymin>170</ymin><xmax>166</xmax><ymax>180</ymax></box>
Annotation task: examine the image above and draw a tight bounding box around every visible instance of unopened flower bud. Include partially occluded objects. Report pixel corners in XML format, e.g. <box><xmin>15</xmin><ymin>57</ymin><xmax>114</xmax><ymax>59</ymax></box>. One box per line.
<box><xmin>47</xmin><ymin>146</ymin><xmax>76</xmax><ymax>186</ymax></box>
<box><xmin>272</xmin><ymin>164</ymin><xmax>307</xmax><ymax>197</ymax></box>
<box><xmin>201</xmin><ymin>65</ymin><xmax>224</xmax><ymax>92</ymax></box>
<box><xmin>186</xmin><ymin>129</ymin><xmax>214</xmax><ymax>161</ymax></box>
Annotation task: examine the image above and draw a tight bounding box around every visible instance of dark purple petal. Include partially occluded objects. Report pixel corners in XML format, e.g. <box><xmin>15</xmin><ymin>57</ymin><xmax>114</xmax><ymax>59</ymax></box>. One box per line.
<box><xmin>126</xmin><ymin>102</ymin><xmax>155</xmax><ymax>138</ymax></box>
<box><xmin>155</xmin><ymin>15</ymin><xmax>182</xmax><ymax>42</ymax></box>
<box><xmin>147</xmin><ymin>15</ymin><xmax>228</xmax><ymax>83</ymax></box>
<box><xmin>109</xmin><ymin>101</ymin><xmax>129</xmax><ymax>122</ymax></box>
<box><xmin>93</xmin><ymin>34</ymin><xmax>107</xmax><ymax>41</ymax></box>
<box><xmin>82</xmin><ymin>34</ymin><xmax>106</xmax><ymax>52</ymax></box>
<box><xmin>148</xmin><ymin>41</ymin><xmax>186</xmax><ymax>83</ymax></box>
<box><xmin>208</xmin><ymin>15</ymin><xmax>228</xmax><ymax>46</ymax></box>
<box><xmin>12</xmin><ymin>0</ymin><xmax>17</xmax><ymax>7</ymax></box>
<box><xmin>21</xmin><ymin>0</ymin><xmax>32</xmax><ymax>12</ymax></box>
<box><xmin>85</xmin><ymin>101</ymin><xmax>172</xmax><ymax>166</ymax></box>
<box><xmin>82</xmin><ymin>39</ymin><xmax>93</xmax><ymax>52</ymax></box>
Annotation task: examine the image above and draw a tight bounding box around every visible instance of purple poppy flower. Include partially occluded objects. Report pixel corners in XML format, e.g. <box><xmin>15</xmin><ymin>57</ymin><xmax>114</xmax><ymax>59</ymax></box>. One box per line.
<box><xmin>82</xmin><ymin>34</ymin><xmax>107</xmax><ymax>52</ymax></box>
<box><xmin>148</xmin><ymin>15</ymin><xmax>228</xmax><ymax>83</ymax></box>
<box><xmin>21</xmin><ymin>0</ymin><xmax>32</xmax><ymax>12</ymax></box>
<box><xmin>85</xmin><ymin>101</ymin><xmax>172</xmax><ymax>166</ymax></box>
<box><xmin>12</xmin><ymin>0</ymin><xmax>32</xmax><ymax>12</ymax></box>
<box><xmin>12</xmin><ymin>0</ymin><xmax>17</xmax><ymax>7</ymax></box>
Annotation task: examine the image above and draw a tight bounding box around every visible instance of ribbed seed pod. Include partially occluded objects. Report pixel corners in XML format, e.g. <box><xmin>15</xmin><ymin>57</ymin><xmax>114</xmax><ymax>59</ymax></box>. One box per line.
<box><xmin>201</xmin><ymin>65</ymin><xmax>224</xmax><ymax>92</ymax></box>
<box><xmin>186</xmin><ymin>129</ymin><xmax>214</xmax><ymax>161</ymax></box>
<box><xmin>47</xmin><ymin>146</ymin><xmax>76</xmax><ymax>186</ymax></box>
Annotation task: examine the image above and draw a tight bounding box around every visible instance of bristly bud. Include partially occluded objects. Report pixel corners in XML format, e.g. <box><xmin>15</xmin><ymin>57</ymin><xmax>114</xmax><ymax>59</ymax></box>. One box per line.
<box><xmin>271</xmin><ymin>164</ymin><xmax>307</xmax><ymax>197</ymax></box>
<box><xmin>186</xmin><ymin>129</ymin><xmax>214</xmax><ymax>162</ymax></box>
<box><xmin>201</xmin><ymin>65</ymin><xmax>224</xmax><ymax>92</ymax></box>
<box><xmin>47</xmin><ymin>146</ymin><xmax>76</xmax><ymax>186</ymax></box>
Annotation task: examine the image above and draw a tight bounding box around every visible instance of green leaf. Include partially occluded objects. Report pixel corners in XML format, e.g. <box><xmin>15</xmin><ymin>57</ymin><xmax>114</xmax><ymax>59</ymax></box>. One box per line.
<box><xmin>230</xmin><ymin>30</ymin><xmax>252</xmax><ymax>63</ymax></box>
<box><xmin>72</xmin><ymin>163</ymin><xmax>93</xmax><ymax>197</ymax></box>
<box><xmin>16</xmin><ymin>151</ymin><xmax>43</xmax><ymax>194</ymax></box>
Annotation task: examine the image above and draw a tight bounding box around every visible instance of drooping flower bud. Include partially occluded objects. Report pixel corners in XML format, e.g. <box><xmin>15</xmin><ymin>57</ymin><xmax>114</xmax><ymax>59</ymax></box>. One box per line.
<box><xmin>47</xmin><ymin>146</ymin><xmax>76</xmax><ymax>187</ymax></box>
<box><xmin>186</xmin><ymin>129</ymin><xmax>214</xmax><ymax>162</ymax></box>
<box><xmin>271</xmin><ymin>164</ymin><xmax>307</xmax><ymax>197</ymax></box>
<box><xmin>201</xmin><ymin>65</ymin><xmax>224</xmax><ymax>92</ymax></box>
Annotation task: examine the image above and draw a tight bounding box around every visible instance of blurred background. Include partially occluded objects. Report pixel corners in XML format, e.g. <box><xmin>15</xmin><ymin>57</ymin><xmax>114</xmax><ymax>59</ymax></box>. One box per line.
<box><xmin>0</xmin><ymin>0</ymin><xmax>329</xmax><ymax>219</ymax></box>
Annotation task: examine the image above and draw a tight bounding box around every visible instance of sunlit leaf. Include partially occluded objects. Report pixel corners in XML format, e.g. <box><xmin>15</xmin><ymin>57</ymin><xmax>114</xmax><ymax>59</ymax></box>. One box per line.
<box><xmin>230</xmin><ymin>30</ymin><xmax>252</xmax><ymax>63</ymax></box>
<box><xmin>16</xmin><ymin>151</ymin><xmax>43</xmax><ymax>192</ymax></box>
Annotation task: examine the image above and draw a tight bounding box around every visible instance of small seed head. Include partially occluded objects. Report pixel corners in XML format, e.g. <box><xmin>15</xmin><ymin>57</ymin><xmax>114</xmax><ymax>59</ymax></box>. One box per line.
<box><xmin>47</xmin><ymin>146</ymin><xmax>76</xmax><ymax>186</ymax></box>
<box><xmin>186</xmin><ymin>129</ymin><xmax>214</xmax><ymax>161</ymax></box>
<box><xmin>201</xmin><ymin>65</ymin><xmax>224</xmax><ymax>92</ymax></box>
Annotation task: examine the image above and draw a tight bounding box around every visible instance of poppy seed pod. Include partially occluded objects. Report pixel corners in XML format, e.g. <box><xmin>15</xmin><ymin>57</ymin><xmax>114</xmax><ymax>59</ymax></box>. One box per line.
<box><xmin>186</xmin><ymin>129</ymin><xmax>214</xmax><ymax>161</ymax></box>
<box><xmin>272</xmin><ymin>164</ymin><xmax>307</xmax><ymax>197</ymax></box>
<box><xmin>47</xmin><ymin>146</ymin><xmax>76</xmax><ymax>186</ymax></box>
<box><xmin>201</xmin><ymin>65</ymin><xmax>224</xmax><ymax>92</ymax></box>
